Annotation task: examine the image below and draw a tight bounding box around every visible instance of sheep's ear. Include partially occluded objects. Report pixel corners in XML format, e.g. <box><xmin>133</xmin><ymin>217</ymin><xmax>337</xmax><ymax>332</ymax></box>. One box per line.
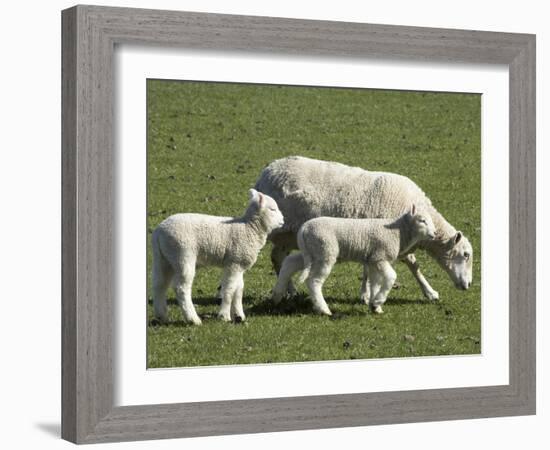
<box><xmin>410</xmin><ymin>204</ymin><xmax>416</xmax><ymax>216</ymax></box>
<box><xmin>258</xmin><ymin>192</ymin><xmax>265</xmax><ymax>207</ymax></box>
<box><xmin>454</xmin><ymin>231</ymin><xmax>463</xmax><ymax>245</ymax></box>
<box><xmin>248</xmin><ymin>188</ymin><xmax>259</xmax><ymax>201</ymax></box>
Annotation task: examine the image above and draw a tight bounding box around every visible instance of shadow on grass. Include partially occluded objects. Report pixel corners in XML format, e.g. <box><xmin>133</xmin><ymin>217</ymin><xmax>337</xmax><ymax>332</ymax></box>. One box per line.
<box><xmin>385</xmin><ymin>297</ymin><xmax>436</xmax><ymax>306</ymax></box>
<box><xmin>246</xmin><ymin>294</ymin><xmax>314</xmax><ymax>317</ymax></box>
<box><xmin>246</xmin><ymin>294</ymin><xmax>378</xmax><ymax>317</ymax></box>
<box><xmin>147</xmin><ymin>296</ymin><xmax>221</xmax><ymax>307</ymax></box>
<box><xmin>147</xmin><ymin>294</ymin><xmax>434</xmax><ymax>328</ymax></box>
<box><xmin>247</xmin><ymin>293</ymin><xmax>432</xmax><ymax>316</ymax></box>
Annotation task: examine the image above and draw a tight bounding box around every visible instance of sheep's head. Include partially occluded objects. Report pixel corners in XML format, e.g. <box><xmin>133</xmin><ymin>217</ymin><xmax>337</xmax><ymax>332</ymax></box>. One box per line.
<box><xmin>407</xmin><ymin>204</ymin><xmax>436</xmax><ymax>242</ymax></box>
<box><xmin>248</xmin><ymin>188</ymin><xmax>285</xmax><ymax>231</ymax></box>
<box><xmin>437</xmin><ymin>231</ymin><xmax>473</xmax><ymax>291</ymax></box>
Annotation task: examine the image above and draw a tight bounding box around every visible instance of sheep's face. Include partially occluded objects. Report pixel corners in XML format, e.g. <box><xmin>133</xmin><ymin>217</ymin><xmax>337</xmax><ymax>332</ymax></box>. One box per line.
<box><xmin>248</xmin><ymin>189</ymin><xmax>285</xmax><ymax>231</ymax></box>
<box><xmin>439</xmin><ymin>232</ymin><xmax>473</xmax><ymax>291</ymax></box>
<box><xmin>407</xmin><ymin>205</ymin><xmax>436</xmax><ymax>242</ymax></box>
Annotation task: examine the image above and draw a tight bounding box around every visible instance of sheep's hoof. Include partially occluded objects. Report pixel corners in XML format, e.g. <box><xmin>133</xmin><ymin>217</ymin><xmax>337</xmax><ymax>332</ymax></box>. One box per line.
<box><xmin>217</xmin><ymin>313</ymin><xmax>232</xmax><ymax>322</ymax></box>
<box><xmin>425</xmin><ymin>290</ymin><xmax>440</xmax><ymax>301</ymax></box>
<box><xmin>150</xmin><ymin>317</ymin><xmax>166</xmax><ymax>326</ymax></box>
<box><xmin>359</xmin><ymin>295</ymin><xmax>369</xmax><ymax>305</ymax></box>
<box><xmin>371</xmin><ymin>305</ymin><xmax>384</xmax><ymax>315</ymax></box>
<box><xmin>232</xmin><ymin>315</ymin><xmax>246</xmax><ymax>324</ymax></box>
<box><xmin>271</xmin><ymin>290</ymin><xmax>284</xmax><ymax>304</ymax></box>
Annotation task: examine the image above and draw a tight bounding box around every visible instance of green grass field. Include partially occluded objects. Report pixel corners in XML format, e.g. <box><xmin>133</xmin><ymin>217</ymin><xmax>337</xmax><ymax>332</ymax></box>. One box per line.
<box><xmin>146</xmin><ymin>79</ymin><xmax>481</xmax><ymax>368</ymax></box>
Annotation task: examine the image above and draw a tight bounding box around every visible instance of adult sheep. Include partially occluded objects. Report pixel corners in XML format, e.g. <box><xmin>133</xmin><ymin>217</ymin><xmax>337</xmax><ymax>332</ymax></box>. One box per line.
<box><xmin>254</xmin><ymin>156</ymin><xmax>473</xmax><ymax>302</ymax></box>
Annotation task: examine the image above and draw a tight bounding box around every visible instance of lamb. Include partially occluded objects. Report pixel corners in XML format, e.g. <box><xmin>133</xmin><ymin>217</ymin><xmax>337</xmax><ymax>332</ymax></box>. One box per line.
<box><xmin>151</xmin><ymin>189</ymin><xmax>284</xmax><ymax>325</ymax></box>
<box><xmin>255</xmin><ymin>156</ymin><xmax>473</xmax><ymax>303</ymax></box>
<box><xmin>272</xmin><ymin>206</ymin><xmax>436</xmax><ymax>315</ymax></box>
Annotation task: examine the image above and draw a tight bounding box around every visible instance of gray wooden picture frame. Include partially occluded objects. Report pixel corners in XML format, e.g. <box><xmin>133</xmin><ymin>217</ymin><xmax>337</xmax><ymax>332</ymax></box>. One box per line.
<box><xmin>61</xmin><ymin>4</ymin><xmax>536</xmax><ymax>444</ymax></box>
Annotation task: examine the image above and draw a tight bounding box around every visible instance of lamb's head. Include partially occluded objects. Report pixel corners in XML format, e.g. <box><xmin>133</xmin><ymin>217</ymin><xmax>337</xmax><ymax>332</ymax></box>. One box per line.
<box><xmin>437</xmin><ymin>231</ymin><xmax>473</xmax><ymax>291</ymax></box>
<box><xmin>407</xmin><ymin>204</ymin><xmax>436</xmax><ymax>242</ymax></box>
<box><xmin>247</xmin><ymin>189</ymin><xmax>284</xmax><ymax>232</ymax></box>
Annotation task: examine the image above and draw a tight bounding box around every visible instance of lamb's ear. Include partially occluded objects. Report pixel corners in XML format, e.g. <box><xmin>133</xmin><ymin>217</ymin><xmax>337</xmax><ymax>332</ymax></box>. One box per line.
<box><xmin>454</xmin><ymin>231</ymin><xmax>463</xmax><ymax>245</ymax></box>
<box><xmin>258</xmin><ymin>192</ymin><xmax>265</xmax><ymax>207</ymax></box>
<box><xmin>248</xmin><ymin>188</ymin><xmax>259</xmax><ymax>202</ymax></box>
<box><xmin>410</xmin><ymin>204</ymin><xmax>417</xmax><ymax>216</ymax></box>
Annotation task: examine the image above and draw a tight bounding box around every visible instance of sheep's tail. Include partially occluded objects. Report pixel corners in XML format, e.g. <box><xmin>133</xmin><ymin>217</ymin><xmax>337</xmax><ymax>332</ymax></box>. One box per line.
<box><xmin>297</xmin><ymin>228</ymin><xmax>311</xmax><ymax>284</ymax></box>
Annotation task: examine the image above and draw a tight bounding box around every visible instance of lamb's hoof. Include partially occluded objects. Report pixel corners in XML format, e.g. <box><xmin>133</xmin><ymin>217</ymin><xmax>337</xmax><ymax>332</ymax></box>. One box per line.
<box><xmin>232</xmin><ymin>315</ymin><xmax>246</xmax><ymax>324</ymax></box>
<box><xmin>218</xmin><ymin>313</ymin><xmax>232</xmax><ymax>322</ymax></box>
<box><xmin>187</xmin><ymin>316</ymin><xmax>202</xmax><ymax>325</ymax></box>
<box><xmin>371</xmin><ymin>305</ymin><xmax>384</xmax><ymax>315</ymax></box>
<box><xmin>425</xmin><ymin>290</ymin><xmax>440</xmax><ymax>301</ymax></box>
<box><xmin>149</xmin><ymin>317</ymin><xmax>165</xmax><ymax>326</ymax></box>
<box><xmin>313</xmin><ymin>305</ymin><xmax>332</xmax><ymax>316</ymax></box>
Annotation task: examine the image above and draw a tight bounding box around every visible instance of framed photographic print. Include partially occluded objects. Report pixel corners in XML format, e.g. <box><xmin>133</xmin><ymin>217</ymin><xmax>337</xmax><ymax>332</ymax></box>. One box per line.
<box><xmin>144</xmin><ymin>79</ymin><xmax>482</xmax><ymax>368</ymax></box>
<box><xmin>62</xmin><ymin>5</ymin><xmax>535</xmax><ymax>444</ymax></box>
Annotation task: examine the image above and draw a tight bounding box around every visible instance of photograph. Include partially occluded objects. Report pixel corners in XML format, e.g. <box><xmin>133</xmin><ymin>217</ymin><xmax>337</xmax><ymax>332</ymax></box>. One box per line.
<box><xmin>146</xmin><ymin>79</ymin><xmax>481</xmax><ymax>368</ymax></box>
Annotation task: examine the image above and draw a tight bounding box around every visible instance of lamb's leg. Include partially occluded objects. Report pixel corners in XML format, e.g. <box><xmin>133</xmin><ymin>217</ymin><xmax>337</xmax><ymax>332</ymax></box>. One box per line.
<box><xmin>359</xmin><ymin>264</ymin><xmax>370</xmax><ymax>305</ymax></box>
<box><xmin>173</xmin><ymin>260</ymin><xmax>202</xmax><ymax>325</ymax></box>
<box><xmin>218</xmin><ymin>266</ymin><xmax>241</xmax><ymax>322</ymax></box>
<box><xmin>152</xmin><ymin>250</ymin><xmax>173</xmax><ymax>323</ymax></box>
<box><xmin>272</xmin><ymin>253</ymin><xmax>304</xmax><ymax>304</ymax></box>
<box><xmin>305</xmin><ymin>261</ymin><xmax>334</xmax><ymax>316</ymax></box>
<box><xmin>271</xmin><ymin>232</ymin><xmax>298</xmax><ymax>296</ymax></box>
<box><xmin>230</xmin><ymin>271</ymin><xmax>246</xmax><ymax>322</ymax></box>
<box><xmin>369</xmin><ymin>261</ymin><xmax>396</xmax><ymax>314</ymax></box>
<box><xmin>402</xmin><ymin>253</ymin><xmax>439</xmax><ymax>301</ymax></box>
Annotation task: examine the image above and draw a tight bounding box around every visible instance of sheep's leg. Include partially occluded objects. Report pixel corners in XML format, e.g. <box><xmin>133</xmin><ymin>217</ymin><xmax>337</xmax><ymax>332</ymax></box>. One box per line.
<box><xmin>152</xmin><ymin>249</ymin><xmax>173</xmax><ymax>323</ymax></box>
<box><xmin>271</xmin><ymin>233</ymin><xmax>298</xmax><ymax>296</ymax></box>
<box><xmin>272</xmin><ymin>253</ymin><xmax>304</xmax><ymax>304</ymax></box>
<box><xmin>369</xmin><ymin>261</ymin><xmax>396</xmax><ymax>314</ymax></box>
<box><xmin>359</xmin><ymin>264</ymin><xmax>370</xmax><ymax>305</ymax></box>
<box><xmin>402</xmin><ymin>253</ymin><xmax>439</xmax><ymax>301</ymax></box>
<box><xmin>218</xmin><ymin>267</ymin><xmax>241</xmax><ymax>322</ymax></box>
<box><xmin>230</xmin><ymin>271</ymin><xmax>246</xmax><ymax>322</ymax></box>
<box><xmin>173</xmin><ymin>260</ymin><xmax>202</xmax><ymax>325</ymax></box>
<box><xmin>305</xmin><ymin>261</ymin><xmax>334</xmax><ymax>316</ymax></box>
<box><xmin>368</xmin><ymin>267</ymin><xmax>382</xmax><ymax>306</ymax></box>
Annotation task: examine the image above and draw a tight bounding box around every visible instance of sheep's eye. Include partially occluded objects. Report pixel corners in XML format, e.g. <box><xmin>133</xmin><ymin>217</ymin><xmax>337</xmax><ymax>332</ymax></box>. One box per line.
<box><xmin>464</xmin><ymin>252</ymin><xmax>470</xmax><ymax>260</ymax></box>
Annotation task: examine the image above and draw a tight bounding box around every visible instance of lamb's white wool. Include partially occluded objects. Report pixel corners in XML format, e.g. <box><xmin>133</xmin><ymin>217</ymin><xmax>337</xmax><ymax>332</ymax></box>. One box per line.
<box><xmin>255</xmin><ymin>156</ymin><xmax>473</xmax><ymax>300</ymax></box>
<box><xmin>273</xmin><ymin>206</ymin><xmax>436</xmax><ymax>315</ymax></box>
<box><xmin>152</xmin><ymin>189</ymin><xmax>284</xmax><ymax>325</ymax></box>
